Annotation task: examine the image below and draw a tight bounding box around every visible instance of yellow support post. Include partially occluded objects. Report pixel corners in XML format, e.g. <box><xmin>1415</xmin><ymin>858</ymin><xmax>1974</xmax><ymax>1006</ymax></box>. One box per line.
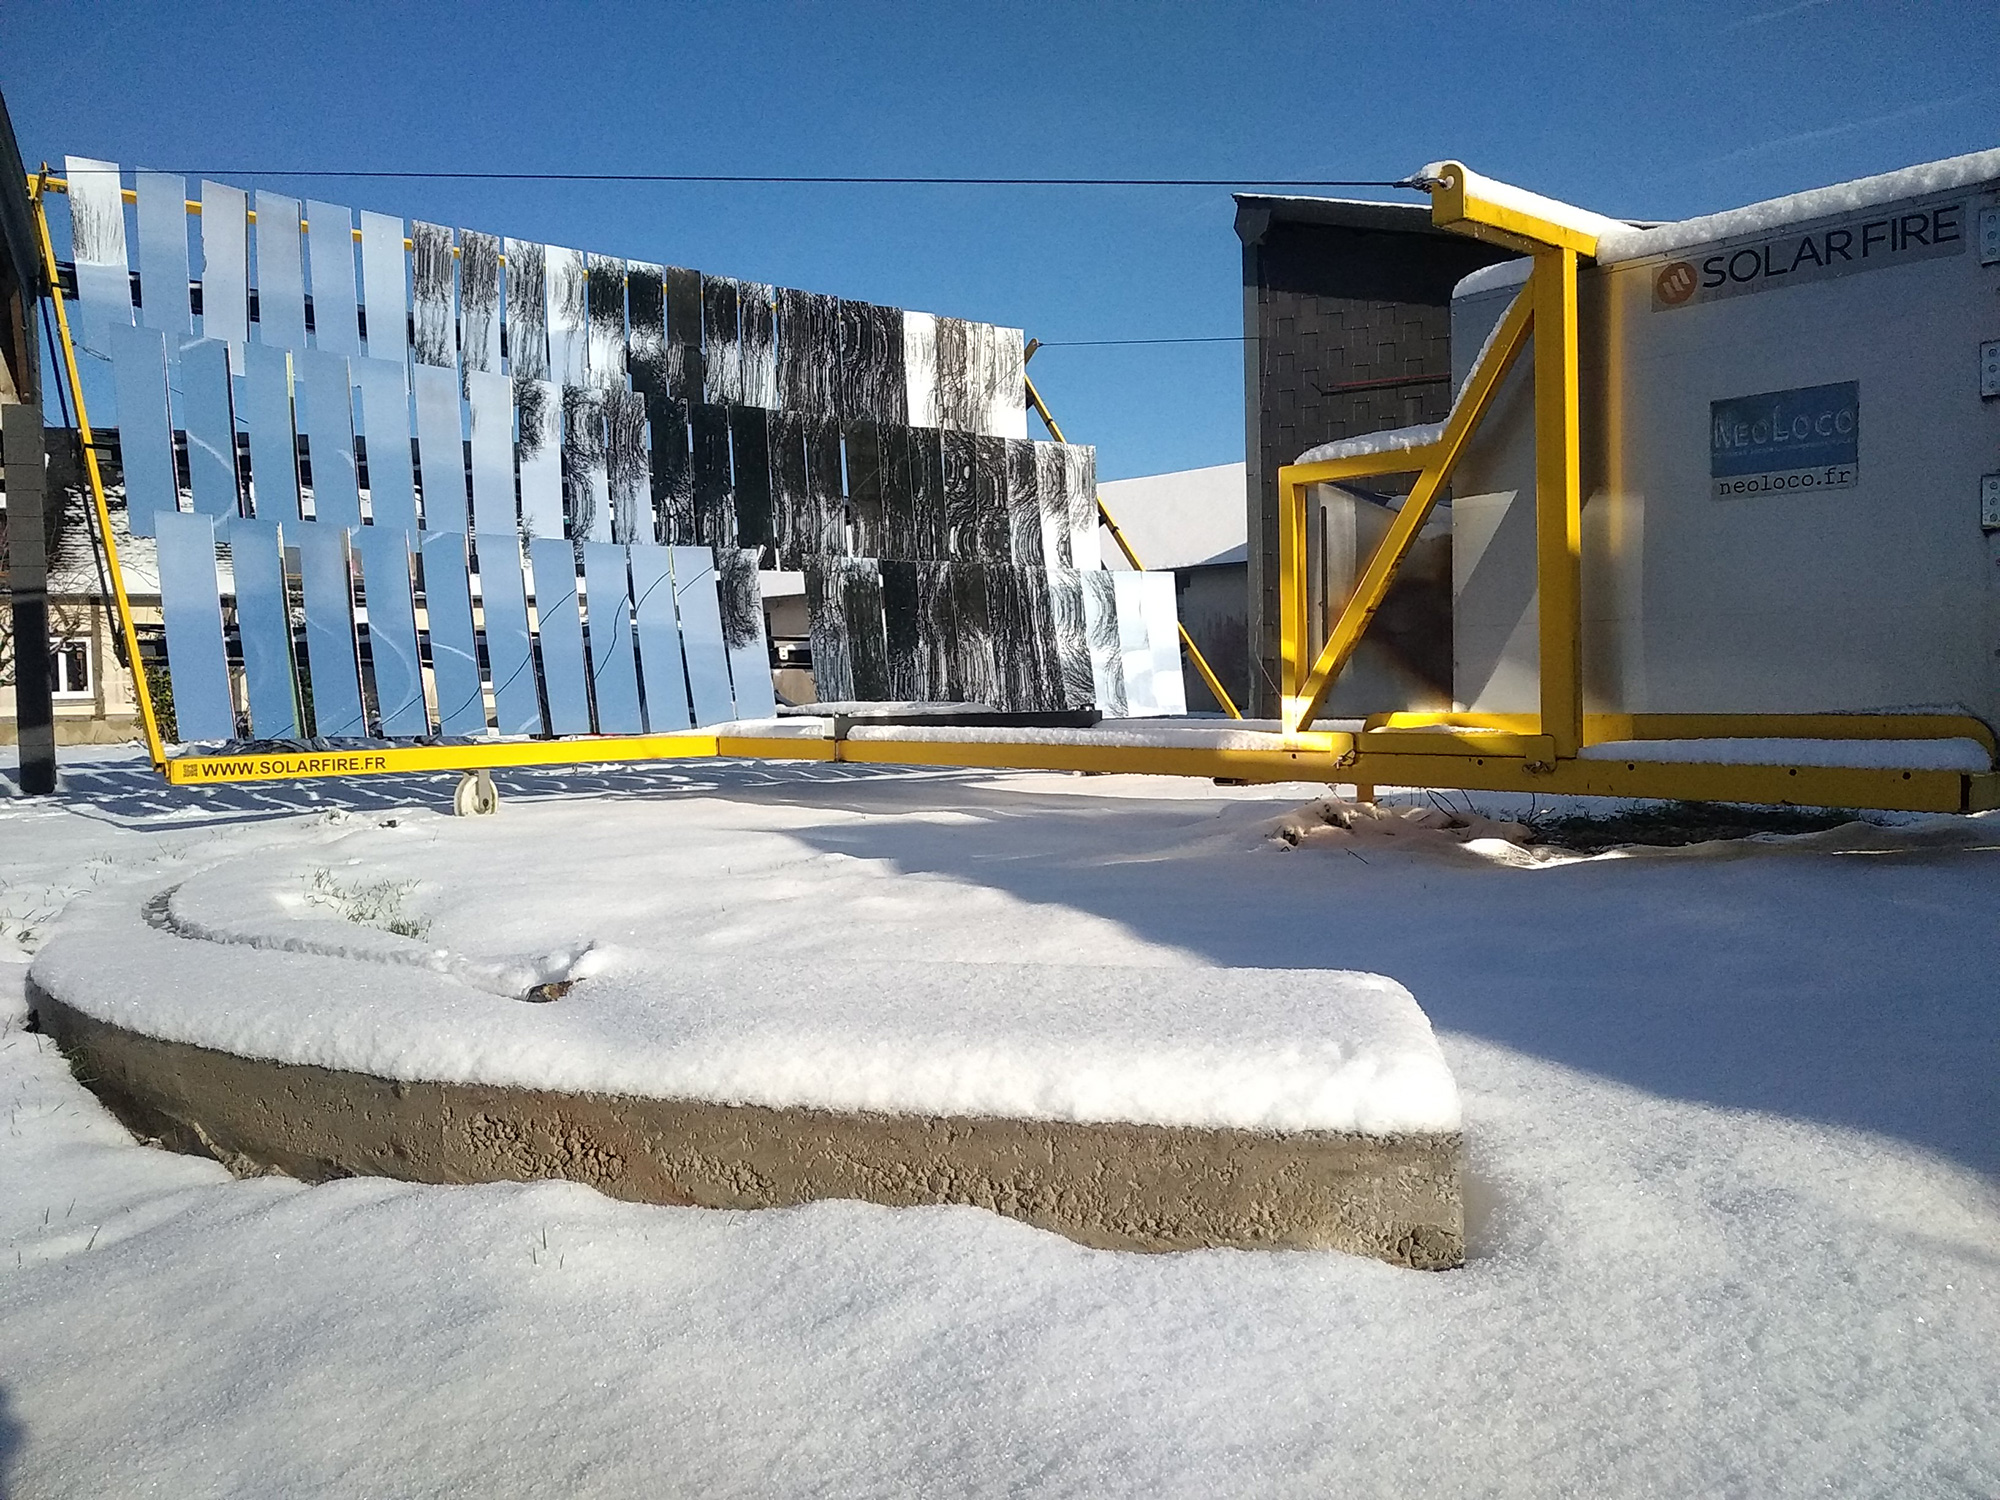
<box><xmin>1022</xmin><ymin>367</ymin><xmax>1243</xmax><ymax>718</ymax></box>
<box><xmin>28</xmin><ymin>169</ymin><xmax>168</xmax><ymax>770</ymax></box>
<box><xmin>1279</xmin><ymin>284</ymin><xmax>1535</xmax><ymax>735</ymax></box>
<box><xmin>1532</xmin><ymin>247</ymin><xmax>1583</xmax><ymax>759</ymax></box>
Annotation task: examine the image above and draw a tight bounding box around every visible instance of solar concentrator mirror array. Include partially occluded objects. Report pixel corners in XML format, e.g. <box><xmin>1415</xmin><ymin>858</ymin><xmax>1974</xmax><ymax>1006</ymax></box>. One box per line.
<box><xmin>72</xmin><ymin>157</ymin><xmax>1190</xmax><ymax>746</ymax></box>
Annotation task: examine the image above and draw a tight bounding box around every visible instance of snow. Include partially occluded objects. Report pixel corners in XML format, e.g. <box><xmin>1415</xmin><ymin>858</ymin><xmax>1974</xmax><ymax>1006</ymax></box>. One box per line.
<box><xmin>1594</xmin><ymin>145</ymin><xmax>2000</xmax><ymax>263</ymax></box>
<box><xmin>1418</xmin><ymin>161</ymin><xmax>1633</xmax><ymax>245</ymax></box>
<box><xmin>1453</xmin><ymin>256</ymin><xmax>1532</xmax><ymax>299</ymax></box>
<box><xmin>1579</xmin><ymin>736</ymin><xmax>1994</xmax><ymax>772</ymax></box>
<box><xmin>2</xmin><ymin>746</ymin><xmax>1997</xmax><ymax>1496</ymax></box>
<box><xmin>1295</xmin><ymin>422</ymin><xmax>1444</xmax><ymax>467</ymax></box>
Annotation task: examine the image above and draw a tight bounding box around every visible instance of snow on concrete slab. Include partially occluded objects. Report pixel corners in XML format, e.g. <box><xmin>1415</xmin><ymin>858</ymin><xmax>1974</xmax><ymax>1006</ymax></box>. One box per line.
<box><xmin>36</xmin><ymin>868</ymin><xmax>1460</xmax><ymax>1135</ymax></box>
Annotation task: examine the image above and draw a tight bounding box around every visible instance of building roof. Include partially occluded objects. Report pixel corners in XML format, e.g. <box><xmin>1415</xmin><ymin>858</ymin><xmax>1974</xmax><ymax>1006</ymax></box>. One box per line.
<box><xmin>1096</xmin><ymin>461</ymin><xmax>1247</xmax><ymax>572</ymax></box>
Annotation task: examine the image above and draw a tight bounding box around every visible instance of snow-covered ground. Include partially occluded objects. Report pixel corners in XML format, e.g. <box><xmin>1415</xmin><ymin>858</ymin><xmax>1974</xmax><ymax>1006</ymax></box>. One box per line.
<box><xmin>2</xmin><ymin>747</ymin><xmax>1996</xmax><ymax>1496</ymax></box>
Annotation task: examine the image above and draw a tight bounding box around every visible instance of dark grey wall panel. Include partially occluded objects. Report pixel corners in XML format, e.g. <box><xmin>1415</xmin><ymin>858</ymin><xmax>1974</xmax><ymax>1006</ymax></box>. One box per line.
<box><xmin>255</xmin><ymin>194</ymin><xmax>308</xmax><ymax>352</ymax></box>
<box><xmin>153</xmin><ymin>512</ymin><xmax>235</xmax><ymax>740</ymax></box>
<box><xmin>739</xmin><ymin>282</ymin><xmax>778</xmax><ymax>410</ymax></box>
<box><xmin>1005</xmin><ymin>438</ymin><xmax>1042</xmax><ymax>567</ymax></box>
<box><xmin>230</xmin><ymin>517</ymin><xmax>298</xmax><ymax>737</ymax></box>
<box><xmin>353</xmin><ymin>357</ymin><xmax>417</xmax><ymax>538</ymax></box>
<box><xmin>701</xmin><ymin>276</ymin><xmax>741</xmax><ymax>405</ymax></box>
<box><xmin>767</xmin><ymin>410</ymin><xmax>810</xmax><ymax>569</ymax></box>
<box><xmin>419</xmin><ymin>530</ymin><xmax>489</xmax><ymax>735</ymax></box>
<box><xmin>838</xmin><ymin>557</ymin><xmax>890</xmax><ymax>702</ymax></box>
<box><xmin>973</xmin><ymin>434</ymin><xmax>1010</xmax><ymax>560</ymax></box>
<box><xmin>586</xmin><ymin>255</ymin><xmax>626</xmax><ymax>387</ymax></box>
<box><xmin>353</xmin><ymin>523</ymin><xmax>428</xmax><ymax>737</ymax></box>
<box><xmin>529</xmin><ymin>538</ymin><xmax>591</xmax><ymax>734</ymax></box>
<box><xmin>296</xmin><ymin>520</ymin><xmax>366</xmax><ymax>737</ymax></box>
<box><xmin>630</xmin><ymin>544</ymin><xmax>693</xmax><ymax>730</ymax></box>
<box><xmin>179</xmin><ymin>337</ymin><xmax>240</xmax><ymax>522</ymax></box>
<box><xmin>476</xmin><ymin>534</ymin><xmax>542</xmax><ymax>735</ymax></box>
<box><xmin>604</xmin><ymin>386</ymin><xmax>650</xmax><ymax>545</ymax></box>
<box><xmin>1045</xmin><ymin>566</ymin><xmax>1094</xmax><ymax>711</ymax></box>
<box><xmin>881</xmin><ymin>558</ymin><xmax>921</xmax><ymax>701</ymax></box>
<box><xmin>502</xmin><ymin>237</ymin><xmax>548</xmax><ymax>379</ymax></box>
<box><xmin>803</xmin><ymin>560</ymin><xmax>852</xmax><ymax>702</ymax></box>
<box><xmin>625</xmin><ymin>261</ymin><xmax>668</xmax><ymax>394</ymax></box>
<box><xmin>241</xmin><ymin>342</ymin><xmax>300</xmax><ymax>522</ymax></box>
<box><xmin>648</xmin><ymin>395</ymin><xmax>694</xmax><ymax>545</ymax></box>
<box><xmin>458</xmin><ymin>230</ymin><xmax>502</xmax><ymax>375</ymax></box>
<box><xmin>949</xmin><ymin>563</ymin><xmax>997</xmax><ymax>705</ymax></box>
<box><xmin>410</xmin><ymin>221</ymin><xmax>456</xmax><ymax>368</ymax></box>
<box><xmin>359</xmin><ymin>211</ymin><xmax>409</xmax><ymax>362</ymax></box>
<box><xmin>582</xmin><ymin>542</ymin><xmax>643</xmax><ymax>734</ymax></box>
<box><xmin>942</xmin><ymin>429</ymin><xmax>978</xmax><ymax>559</ymax></box>
<box><xmin>844</xmin><ymin>420</ymin><xmax>884</xmax><ymax>557</ymax></box>
<box><xmin>109</xmin><ymin>323</ymin><xmax>177</xmax><ymax>537</ymax></box>
<box><xmin>669</xmin><ymin>545</ymin><xmax>735</xmax><ymax>727</ymax></box>
<box><xmin>718</xmin><ymin>547</ymin><xmax>776</xmax><ymax>719</ymax></box>
<box><xmin>306</xmin><ymin>200</ymin><xmax>361</xmax><ymax>356</ymax></box>
<box><xmin>691</xmin><ymin>402</ymin><xmax>734</xmax><ymax>549</ymax></box>
<box><xmin>561</xmin><ymin>385</ymin><xmax>609</xmax><ymax>542</ymax></box>
<box><xmin>728</xmin><ymin>404</ymin><xmax>773</xmax><ymax>560</ymax></box>
<box><xmin>662</xmin><ymin>266</ymin><xmax>704</xmax><ymax>402</ymax></box>
<box><xmin>412</xmin><ymin>363</ymin><xmax>466</xmax><ymax>532</ymax></box>
<box><xmin>136</xmin><ymin>170</ymin><xmax>192</xmax><ymax>337</ymax></box>
<box><xmin>515</xmin><ymin>376</ymin><xmax>563</xmax><ymax>540</ymax></box>
<box><xmin>296</xmin><ymin>350</ymin><xmax>361</xmax><ymax>530</ymax></box>
<box><xmin>805</xmin><ymin>416</ymin><xmax>846</xmax><ymax>555</ymax></box>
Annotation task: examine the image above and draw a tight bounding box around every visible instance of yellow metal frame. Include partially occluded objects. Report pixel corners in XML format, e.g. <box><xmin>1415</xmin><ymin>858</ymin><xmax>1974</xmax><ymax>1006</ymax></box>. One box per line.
<box><xmin>31</xmin><ymin>164</ymin><xmax>1998</xmax><ymax>813</ymax></box>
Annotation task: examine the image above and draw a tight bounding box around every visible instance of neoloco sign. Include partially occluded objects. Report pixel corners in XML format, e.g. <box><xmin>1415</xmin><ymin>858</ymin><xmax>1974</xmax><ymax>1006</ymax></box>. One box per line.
<box><xmin>1652</xmin><ymin>201</ymin><xmax>1965</xmax><ymax>309</ymax></box>
<box><xmin>1710</xmin><ymin>381</ymin><xmax>1858</xmax><ymax>499</ymax></box>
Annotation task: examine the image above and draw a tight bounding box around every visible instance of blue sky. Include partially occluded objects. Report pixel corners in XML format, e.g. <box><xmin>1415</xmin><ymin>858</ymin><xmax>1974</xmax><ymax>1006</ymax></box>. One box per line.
<box><xmin>5</xmin><ymin>0</ymin><xmax>1994</xmax><ymax>478</ymax></box>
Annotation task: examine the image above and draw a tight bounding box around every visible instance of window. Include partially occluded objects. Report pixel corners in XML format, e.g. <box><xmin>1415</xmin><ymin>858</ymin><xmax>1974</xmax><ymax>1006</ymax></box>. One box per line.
<box><xmin>50</xmin><ymin>637</ymin><xmax>93</xmax><ymax>698</ymax></box>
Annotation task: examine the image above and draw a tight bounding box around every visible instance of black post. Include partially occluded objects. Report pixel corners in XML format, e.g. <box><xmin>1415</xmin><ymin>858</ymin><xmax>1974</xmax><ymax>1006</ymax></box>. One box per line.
<box><xmin>4</xmin><ymin>404</ymin><xmax>54</xmax><ymax>793</ymax></box>
<box><xmin>0</xmin><ymin>86</ymin><xmax>53</xmax><ymax>792</ymax></box>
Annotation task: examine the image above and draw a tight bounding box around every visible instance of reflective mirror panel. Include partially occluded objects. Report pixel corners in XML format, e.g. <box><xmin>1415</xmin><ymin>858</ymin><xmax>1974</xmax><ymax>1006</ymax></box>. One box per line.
<box><xmin>504</xmin><ymin>239</ymin><xmax>549</xmax><ymax>379</ymax></box>
<box><xmin>419</xmin><ymin>530</ymin><xmax>489</xmax><ymax>735</ymax></box>
<box><xmin>529</xmin><ymin>538</ymin><xmax>592</xmax><ymax>734</ymax></box>
<box><xmin>295</xmin><ymin>521</ymin><xmax>366</xmax><ymax>736</ymax></box>
<box><xmin>411</xmin><ymin>221</ymin><xmax>456</xmax><ymax>368</ymax></box>
<box><xmin>254</xmin><ymin>192</ymin><xmax>307</xmax><ymax>350</ymax></box>
<box><xmin>178</xmin><ymin>337</ymin><xmax>240</xmax><ymax>522</ymax></box>
<box><xmin>229</xmin><ymin>517</ymin><xmax>298</xmax><ymax>738</ymax></box>
<box><xmin>516</xmin><ymin>377</ymin><xmax>563</xmax><ymax>539</ymax></box>
<box><xmin>1081</xmin><ymin>569</ymin><xmax>1127</xmax><ymax>716</ymax></box>
<box><xmin>353</xmin><ymin>357</ymin><xmax>418</xmax><ymax>537</ymax></box>
<box><xmin>64</xmin><ymin>156</ymin><xmax>131</xmax><ymax>341</ymax></box>
<box><xmin>108</xmin><ymin>323</ymin><xmax>177</xmax><ymax>537</ymax></box>
<box><xmin>465</xmin><ymin>369</ymin><xmax>517</xmax><ymax>538</ymax></box>
<box><xmin>582</xmin><ymin>543</ymin><xmax>643</xmax><ymax>734</ymax></box>
<box><xmin>546</xmin><ymin>246</ymin><xmax>588</xmax><ymax>385</ymax></box>
<box><xmin>358</xmin><ymin>210</ymin><xmax>409</xmax><ymax>361</ymax></box>
<box><xmin>459</xmin><ymin>230</ymin><xmax>502</xmax><ymax>374</ymax></box>
<box><xmin>669</xmin><ymin>545</ymin><xmax>736</xmax><ymax>727</ymax></box>
<box><xmin>240</xmin><ymin>342</ymin><xmax>300</xmax><ymax>521</ymax></box>
<box><xmin>296</xmin><ymin>350</ymin><xmax>361</xmax><ymax>529</ymax></box>
<box><xmin>152</xmin><ymin>511</ymin><xmax>235</xmax><ymax>741</ymax></box>
<box><xmin>198</xmin><ymin>180</ymin><xmax>249</xmax><ymax>353</ymax></box>
<box><xmin>475</xmin><ymin>533</ymin><xmax>542</xmax><ymax>735</ymax></box>
<box><xmin>136</xmin><ymin>170</ymin><xmax>192</xmax><ymax>337</ymax></box>
<box><xmin>412</xmin><ymin>364</ymin><xmax>466</xmax><ymax>532</ymax></box>
<box><xmin>630</xmin><ymin>544</ymin><xmax>692</xmax><ymax>730</ymax></box>
<box><xmin>305</xmin><ymin>200</ymin><xmax>361</xmax><ymax>356</ymax></box>
<box><xmin>718</xmin><ymin>547</ymin><xmax>776</xmax><ymax>719</ymax></box>
<box><xmin>352</xmin><ymin>525</ymin><xmax>428</xmax><ymax>736</ymax></box>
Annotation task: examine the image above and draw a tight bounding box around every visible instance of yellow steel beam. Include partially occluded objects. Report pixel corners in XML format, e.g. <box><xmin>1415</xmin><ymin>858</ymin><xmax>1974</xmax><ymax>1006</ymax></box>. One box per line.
<box><xmin>1369</xmin><ymin>710</ymin><xmax>1999</xmax><ymax>761</ymax></box>
<box><xmin>1278</xmin><ymin>282</ymin><xmax>1536</xmax><ymax>734</ymax></box>
<box><xmin>29</xmin><ymin>170</ymin><xmax>168</xmax><ymax>770</ymax></box>
<box><xmin>1533</xmin><ymin>248</ymin><xmax>1583</xmax><ymax>759</ymax></box>
<box><xmin>1023</xmin><ymin>366</ymin><xmax>1243</xmax><ymax>718</ymax></box>
<box><xmin>1280</xmin><ymin>445</ymin><xmax>1446</xmax><ymax>487</ymax></box>
<box><xmin>1423</xmin><ymin>161</ymin><xmax>1613</xmax><ymax>258</ymax></box>
<box><xmin>157</xmin><ymin>726</ymin><xmax>1987</xmax><ymax>815</ymax></box>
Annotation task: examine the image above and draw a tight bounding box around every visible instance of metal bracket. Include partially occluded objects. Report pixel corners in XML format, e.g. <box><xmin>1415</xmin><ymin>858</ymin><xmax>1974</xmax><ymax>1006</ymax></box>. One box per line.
<box><xmin>453</xmin><ymin>768</ymin><xmax>500</xmax><ymax>816</ymax></box>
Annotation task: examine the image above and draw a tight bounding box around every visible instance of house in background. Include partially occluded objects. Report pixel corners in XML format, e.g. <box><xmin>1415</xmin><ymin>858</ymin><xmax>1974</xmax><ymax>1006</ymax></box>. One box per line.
<box><xmin>1095</xmin><ymin>460</ymin><xmax>1247</xmax><ymax>716</ymax></box>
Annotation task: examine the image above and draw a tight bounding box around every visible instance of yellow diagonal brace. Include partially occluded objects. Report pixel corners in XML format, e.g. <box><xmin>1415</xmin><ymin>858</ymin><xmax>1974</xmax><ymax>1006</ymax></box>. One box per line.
<box><xmin>1281</xmin><ymin>282</ymin><xmax>1535</xmax><ymax>734</ymax></box>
